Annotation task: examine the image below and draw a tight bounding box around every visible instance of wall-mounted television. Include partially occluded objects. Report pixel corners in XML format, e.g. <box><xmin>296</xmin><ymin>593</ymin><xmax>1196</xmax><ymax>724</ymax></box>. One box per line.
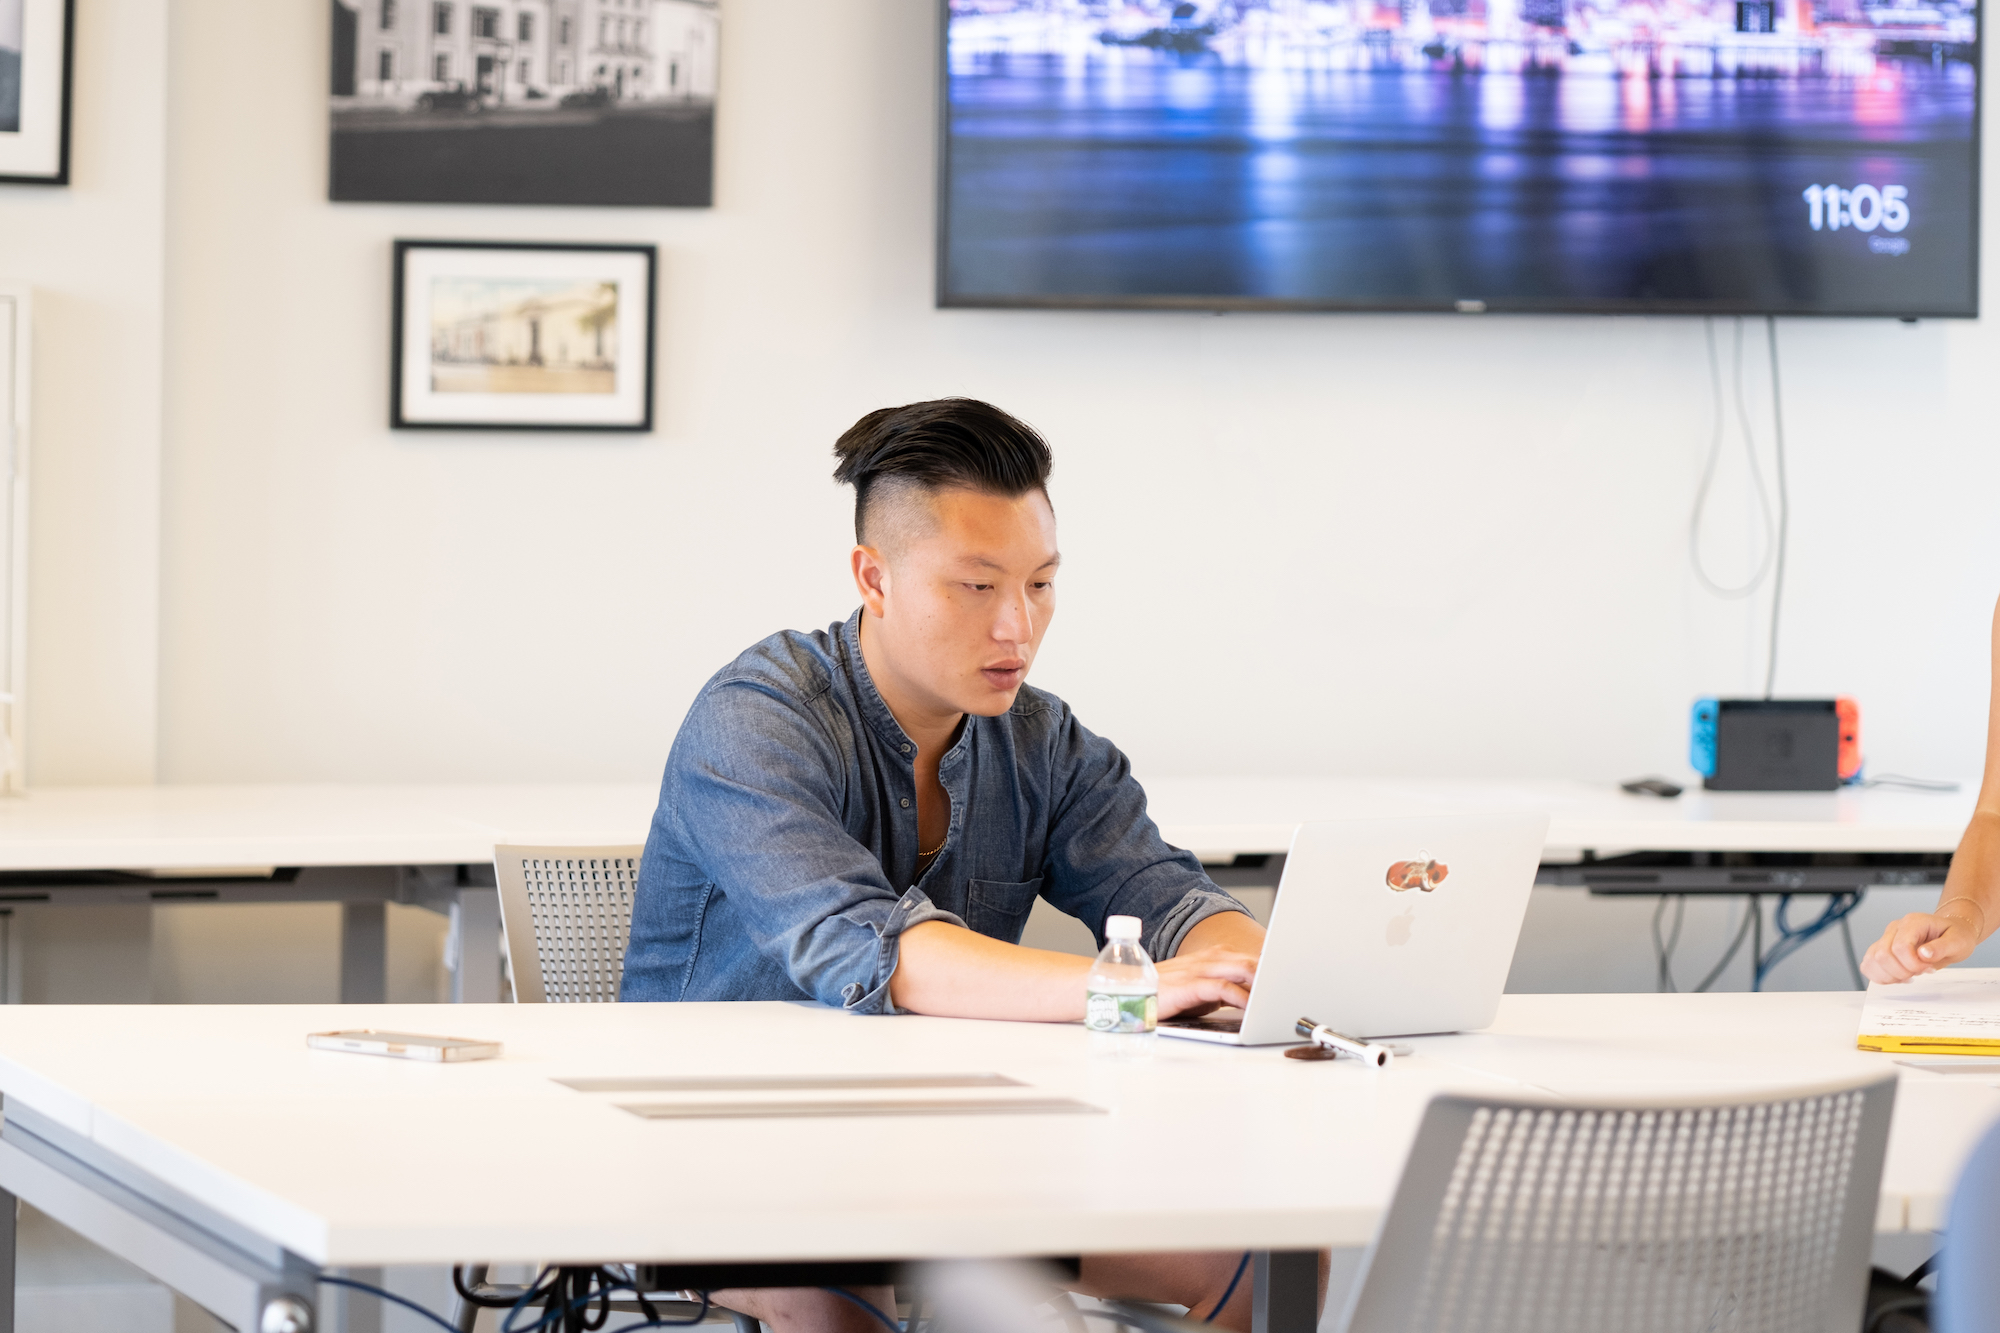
<box><xmin>939</xmin><ymin>0</ymin><xmax>1980</xmax><ymax>316</ymax></box>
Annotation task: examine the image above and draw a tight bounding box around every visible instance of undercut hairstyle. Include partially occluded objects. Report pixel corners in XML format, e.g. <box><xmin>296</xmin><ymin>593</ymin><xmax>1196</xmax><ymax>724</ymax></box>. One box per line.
<box><xmin>832</xmin><ymin>398</ymin><xmax>1054</xmax><ymax>546</ymax></box>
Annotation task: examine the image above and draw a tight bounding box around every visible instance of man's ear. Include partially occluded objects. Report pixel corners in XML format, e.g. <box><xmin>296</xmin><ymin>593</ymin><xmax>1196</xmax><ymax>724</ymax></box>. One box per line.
<box><xmin>852</xmin><ymin>544</ymin><xmax>891</xmax><ymax>619</ymax></box>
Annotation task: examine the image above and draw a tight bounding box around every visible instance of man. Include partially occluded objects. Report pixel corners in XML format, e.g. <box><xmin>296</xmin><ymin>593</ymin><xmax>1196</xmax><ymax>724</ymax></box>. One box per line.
<box><xmin>623</xmin><ymin>398</ymin><xmax>1268</xmax><ymax>1332</ymax></box>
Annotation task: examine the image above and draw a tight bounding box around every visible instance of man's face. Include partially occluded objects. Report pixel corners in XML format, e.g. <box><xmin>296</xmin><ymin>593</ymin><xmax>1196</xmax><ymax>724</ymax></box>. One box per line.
<box><xmin>857</xmin><ymin>487</ymin><xmax>1059</xmax><ymax>722</ymax></box>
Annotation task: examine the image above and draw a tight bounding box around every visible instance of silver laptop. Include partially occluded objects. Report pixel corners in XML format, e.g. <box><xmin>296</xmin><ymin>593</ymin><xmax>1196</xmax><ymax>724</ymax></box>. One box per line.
<box><xmin>1160</xmin><ymin>813</ymin><xmax>1548</xmax><ymax>1045</ymax></box>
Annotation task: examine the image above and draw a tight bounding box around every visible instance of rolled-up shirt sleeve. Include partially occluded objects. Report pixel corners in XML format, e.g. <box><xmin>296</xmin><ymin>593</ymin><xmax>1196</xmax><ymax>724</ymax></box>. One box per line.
<box><xmin>1035</xmin><ymin>702</ymin><xmax>1252</xmax><ymax>959</ymax></box>
<box><xmin>664</xmin><ymin>677</ymin><xmax>963</xmax><ymax>1012</ymax></box>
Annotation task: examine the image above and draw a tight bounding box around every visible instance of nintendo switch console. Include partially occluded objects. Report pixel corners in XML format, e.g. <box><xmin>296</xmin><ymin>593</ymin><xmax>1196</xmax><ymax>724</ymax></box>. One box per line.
<box><xmin>1690</xmin><ymin>697</ymin><xmax>1862</xmax><ymax>791</ymax></box>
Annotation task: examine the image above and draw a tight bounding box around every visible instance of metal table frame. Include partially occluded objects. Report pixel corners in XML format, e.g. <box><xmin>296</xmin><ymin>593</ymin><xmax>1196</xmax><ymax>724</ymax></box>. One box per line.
<box><xmin>0</xmin><ymin>1103</ymin><xmax>318</xmax><ymax>1333</ymax></box>
<box><xmin>1538</xmin><ymin>849</ymin><xmax>1954</xmax><ymax>992</ymax></box>
<box><xmin>0</xmin><ymin>864</ymin><xmax>503</xmax><ymax>1005</ymax></box>
<box><xmin>0</xmin><ymin>1100</ymin><xmax>1322</xmax><ymax>1333</ymax></box>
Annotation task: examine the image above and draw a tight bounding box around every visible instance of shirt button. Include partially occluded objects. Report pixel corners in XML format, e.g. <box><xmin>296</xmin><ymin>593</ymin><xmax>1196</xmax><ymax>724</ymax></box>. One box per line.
<box><xmin>901</xmin><ymin>744</ymin><xmax>910</xmax><ymax>753</ymax></box>
<box><xmin>901</xmin><ymin>798</ymin><xmax>910</xmax><ymax>808</ymax></box>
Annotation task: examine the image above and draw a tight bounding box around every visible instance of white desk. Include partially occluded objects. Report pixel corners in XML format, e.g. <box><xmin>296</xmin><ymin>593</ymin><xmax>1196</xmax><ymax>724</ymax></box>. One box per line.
<box><xmin>0</xmin><ymin>779</ymin><xmax>1973</xmax><ymax>1001</ymax></box>
<box><xmin>0</xmin><ymin>784</ymin><xmax>658</xmax><ymax>871</ymax></box>
<box><xmin>1137</xmin><ymin>777</ymin><xmax>1975</xmax><ymax>861</ymax></box>
<box><xmin>0</xmin><ymin>993</ymin><xmax>1989</xmax><ymax>1333</ymax></box>
<box><xmin>0</xmin><ymin>778</ymin><xmax>1969</xmax><ymax>869</ymax></box>
<box><xmin>0</xmin><ymin>785</ymin><xmax>659</xmax><ymax>1004</ymax></box>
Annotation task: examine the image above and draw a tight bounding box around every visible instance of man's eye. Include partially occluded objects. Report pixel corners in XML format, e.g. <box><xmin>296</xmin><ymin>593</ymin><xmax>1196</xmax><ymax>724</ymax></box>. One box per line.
<box><xmin>964</xmin><ymin>583</ymin><xmax>993</xmax><ymax>593</ymax></box>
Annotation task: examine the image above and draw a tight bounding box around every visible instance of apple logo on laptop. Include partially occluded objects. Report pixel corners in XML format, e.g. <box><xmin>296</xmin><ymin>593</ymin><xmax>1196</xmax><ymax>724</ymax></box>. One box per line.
<box><xmin>1386</xmin><ymin>908</ymin><xmax>1416</xmax><ymax>947</ymax></box>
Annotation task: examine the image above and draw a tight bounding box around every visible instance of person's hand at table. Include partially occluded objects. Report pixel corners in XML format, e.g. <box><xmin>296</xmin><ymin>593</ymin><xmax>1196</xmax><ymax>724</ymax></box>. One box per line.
<box><xmin>1153</xmin><ymin>943</ymin><xmax>1260</xmax><ymax>1018</ymax></box>
<box><xmin>1858</xmin><ymin>595</ymin><xmax>2000</xmax><ymax>986</ymax></box>
<box><xmin>1862</xmin><ymin>900</ymin><xmax>1987</xmax><ymax>984</ymax></box>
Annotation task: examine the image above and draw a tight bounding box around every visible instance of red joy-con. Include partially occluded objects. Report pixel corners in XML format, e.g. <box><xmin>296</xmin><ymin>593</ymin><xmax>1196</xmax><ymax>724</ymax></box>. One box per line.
<box><xmin>1835</xmin><ymin>697</ymin><xmax>1862</xmax><ymax>781</ymax></box>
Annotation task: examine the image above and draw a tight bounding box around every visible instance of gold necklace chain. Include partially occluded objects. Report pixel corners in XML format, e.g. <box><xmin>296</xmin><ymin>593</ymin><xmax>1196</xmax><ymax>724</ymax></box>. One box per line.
<box><xmin>918</xmin><ymin>833</ymin><xmax>947</xmax><ymax>858</ymax></box>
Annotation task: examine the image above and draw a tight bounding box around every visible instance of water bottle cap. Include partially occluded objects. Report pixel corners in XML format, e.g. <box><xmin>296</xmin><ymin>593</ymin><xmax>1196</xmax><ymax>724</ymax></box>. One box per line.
<box><xmin>1106</xmin><ymin>915</ymin><xmax>1142</xmax><ymax>940</ymax></box>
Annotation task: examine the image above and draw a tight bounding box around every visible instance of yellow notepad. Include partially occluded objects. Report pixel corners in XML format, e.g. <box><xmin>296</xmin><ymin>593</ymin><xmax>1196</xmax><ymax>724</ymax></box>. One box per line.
<box><xmin>1858</xmin><ymin>969</ymin><xmax>2000</xmax><ymax>1054</ymax></box>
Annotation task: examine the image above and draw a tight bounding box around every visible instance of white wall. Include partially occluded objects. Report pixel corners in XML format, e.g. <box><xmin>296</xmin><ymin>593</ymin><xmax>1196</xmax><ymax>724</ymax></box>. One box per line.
<box><xmin>0</xmin><ymin>0</ymin><xmax>166</xmax><ymax>785</ymax></box>
<box><xmin>145</xmin><ymin>0</ymin><xmax>1999</xmax><ymax>795</ymax></box>
<box><xmin>0</xmin><ymin>0</ymin><xmax>1981</xmax><ymax>797</ymax></box>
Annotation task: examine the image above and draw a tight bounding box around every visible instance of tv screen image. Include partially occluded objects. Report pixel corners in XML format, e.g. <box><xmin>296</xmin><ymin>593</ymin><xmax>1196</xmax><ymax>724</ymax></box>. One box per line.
<box><xmin>940</xmin><ymin>0</ymin><xmax>1980</xmax><ymax>315</ymax></box>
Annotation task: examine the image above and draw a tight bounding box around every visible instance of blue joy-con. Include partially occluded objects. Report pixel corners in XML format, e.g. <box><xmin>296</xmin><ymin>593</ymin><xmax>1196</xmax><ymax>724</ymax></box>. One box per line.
<box><xmin>1690</xmin><ymin>698</ymin><xmax>1719</xmax><ymax>778</ymax></box>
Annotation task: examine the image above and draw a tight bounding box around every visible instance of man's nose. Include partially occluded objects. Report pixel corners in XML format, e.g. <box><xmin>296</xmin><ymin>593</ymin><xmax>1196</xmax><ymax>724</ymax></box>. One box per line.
<box><xmin>993</xmin><ymin>588</ymin><xmax>1033</xmax><ymax>644</ymax></box>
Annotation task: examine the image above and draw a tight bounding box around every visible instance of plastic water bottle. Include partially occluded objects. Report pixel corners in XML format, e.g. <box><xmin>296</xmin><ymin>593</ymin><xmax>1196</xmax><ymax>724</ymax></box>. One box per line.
<box><xmin>1085</xmin><ymin>915</ymin><xmax>1157</xmax><ymax>1056</ymax></box>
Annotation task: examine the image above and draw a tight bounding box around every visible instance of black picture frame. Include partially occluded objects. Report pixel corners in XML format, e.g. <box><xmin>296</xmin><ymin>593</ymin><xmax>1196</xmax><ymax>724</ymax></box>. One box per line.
<box><xmin>329</xmin><ymin>0</ymin><xmax>718</xmax><ymax>208</ymax></box>
<box><xmin>390</xmin><ymin>240</ymin><xmax>658</xmax><ymax>433</ymax></box>
<box><xmin>0</xmin><ymin>0</ymin><xmax>76</xmax><ymax>187</ymax></box>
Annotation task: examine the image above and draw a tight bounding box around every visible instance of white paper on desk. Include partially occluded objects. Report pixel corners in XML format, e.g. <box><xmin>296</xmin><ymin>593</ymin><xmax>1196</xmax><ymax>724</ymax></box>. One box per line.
<box><xmin>1861</xmin><ymin>969</ymin><xmax>2000</xmax><ymax>1043</ymax></box>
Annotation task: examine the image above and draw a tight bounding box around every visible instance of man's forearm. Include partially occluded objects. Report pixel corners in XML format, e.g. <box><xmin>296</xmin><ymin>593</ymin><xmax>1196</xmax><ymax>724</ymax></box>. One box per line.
<box><xmin>889</xmin><ymin>920</ymin><xmax>1092</xmax><ymax>1020</ymax></box>
<box><xmin>1181</xmin><ymin>909</ymin><xmax>1267</xmax><ymax>957</ymax></box>
<box><xmin>888</xmin><ymin>907</ymin><xmax>1267</xmax><ymax>1022</ymax></box>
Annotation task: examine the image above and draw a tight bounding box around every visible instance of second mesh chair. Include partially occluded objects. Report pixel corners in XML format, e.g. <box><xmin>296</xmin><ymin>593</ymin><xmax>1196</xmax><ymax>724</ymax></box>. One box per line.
<box><xmin>492</xmin><ymin>844</ymin><xmax>644</xmax><ymax>1003</ymax></box>
<box><xmin>1339</xmin><ymin>1074</ymin><xmax>1897</xmax><ymax>1333</ymax></box>
<box><xmin>1938</xmin><ymin>1114</ymin><xmax>2000</xmax><ymax>1333</ymax></box>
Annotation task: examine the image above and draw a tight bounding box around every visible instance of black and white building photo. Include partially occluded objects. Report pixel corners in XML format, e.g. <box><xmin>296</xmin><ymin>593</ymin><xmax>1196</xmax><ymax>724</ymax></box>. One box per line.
<box><xmin>0</xmin><ymin>0</ymin><xmax>22</xmax><ymax>134</ymax></box>
<box><xmin>330</xmin><ymin>0</ymin><xmax>718</xmax><ymax>206</ymax></box>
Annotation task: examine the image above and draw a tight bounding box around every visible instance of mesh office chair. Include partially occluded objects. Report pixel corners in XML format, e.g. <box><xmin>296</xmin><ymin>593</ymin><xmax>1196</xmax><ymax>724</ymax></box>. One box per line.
<box><xmin>463</xmin><ymin>846</ymin><xmax>683</xmax><ymax>1331</ymax></box>
<box><xmin>493</xmin><ymin>844</ymin><xmax>644</xmax><ymax>1003</ymax></box>
<box><xmin>1338</xmin><ymin>1075</ymin><xmax>1897</xmax><ymax>1333</ymax></box>
<box><xmin>1938</xmin><ymin>1114</ymin><xmax>2000</xmax><ymax>1333</ymax></box>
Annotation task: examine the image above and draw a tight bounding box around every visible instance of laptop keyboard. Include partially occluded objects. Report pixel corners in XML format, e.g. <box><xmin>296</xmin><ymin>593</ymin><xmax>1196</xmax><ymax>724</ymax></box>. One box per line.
<box><xmin>1161</xmin><ymin>1016</ymin><xmax>1244</xmax><ymax>1033</ymax></box>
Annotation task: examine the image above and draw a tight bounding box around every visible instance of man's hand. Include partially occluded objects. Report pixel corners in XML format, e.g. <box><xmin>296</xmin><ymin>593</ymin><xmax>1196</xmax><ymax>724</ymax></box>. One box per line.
<box><xmin>1861</xmin><ymin>902</ymin><xmax>1986</xmax><ymax>983</ymax></box>
<box><xmin>1157</xmin><ymin>910</ymin><xmax>1266</xmax><ymax>1018</ymax></box>
<box><xmin>1155</xmin><ymin>943</ymin><xmax>1260</xmax><ymax>1018</ymax></box>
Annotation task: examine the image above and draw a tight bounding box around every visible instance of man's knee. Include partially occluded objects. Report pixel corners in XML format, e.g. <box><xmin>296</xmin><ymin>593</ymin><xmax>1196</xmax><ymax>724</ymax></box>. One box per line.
<box><xmin>711</xmin><ymin>1285</ymin><xmax>897</xmax><ymax>1333</ymax></box>
<box><xmin>1075</xmin><ymin>1251</ymin><xmax>1246</xmax><ymax>1312</ymax></box>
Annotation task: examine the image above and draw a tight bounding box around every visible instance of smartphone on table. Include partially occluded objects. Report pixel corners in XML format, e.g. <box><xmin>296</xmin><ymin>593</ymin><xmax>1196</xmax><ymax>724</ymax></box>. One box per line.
<box><xmin>306</xmin><ymin>1030</ymin><xmax>501</xmax><ymax>1062</ymax></box>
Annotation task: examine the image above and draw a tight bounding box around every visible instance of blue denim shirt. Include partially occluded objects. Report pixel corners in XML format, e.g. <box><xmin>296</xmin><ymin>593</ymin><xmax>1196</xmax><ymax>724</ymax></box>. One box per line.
<box><xmin>621</xmin><ymin>609</ymin><xmax>1249</xmax><ymax>1013</ymax></box>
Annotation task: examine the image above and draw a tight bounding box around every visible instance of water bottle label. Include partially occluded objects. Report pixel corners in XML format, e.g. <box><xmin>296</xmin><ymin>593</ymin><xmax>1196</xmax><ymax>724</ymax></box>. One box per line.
<box><xmin>1085</xmin><ymin>991</ymin><xmax>1157</xmax><ymax>1034</ymax></box>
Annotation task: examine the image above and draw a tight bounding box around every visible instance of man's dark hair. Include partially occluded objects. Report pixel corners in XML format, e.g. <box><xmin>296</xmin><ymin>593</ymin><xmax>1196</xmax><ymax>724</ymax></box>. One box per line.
<box><xmin>832</xmin><ymin>398</ymin><xmax>1053</xmax><ymax>545</ymax></box>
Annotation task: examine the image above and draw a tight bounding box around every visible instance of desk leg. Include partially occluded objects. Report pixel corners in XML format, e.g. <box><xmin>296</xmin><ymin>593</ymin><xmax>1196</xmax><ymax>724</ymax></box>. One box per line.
<box><xmin>1752</xmin><ymin>898</ymin><xmax>1763</xmax><ymax>990</ymax></box>
<box><xmin>451</xmin><ymin>887</ymin><xmax>502</xmax><ymax>1004</ymax></box>
<box><xmin>1252</xmin><ymin>1251</ymin><xmax>1316</xmax><ymax>1333</ymax></box>
<box><xmin>340</xmin><ymin>903</ymin><xmax>388</xmax><ymax>1005</ymax></box>
<box><xmin>335</xmin><ymin>1266</ymin><xmax>383</xmax><ymax>1333</ymax></box>
<box><xmin>0</xmin><ymin>1186</ymin><xmax>15</xmax><ymax>1333</ymax></box>
<box><xmin>451</xmin><ymin>1264</ymin><xmax>488</xmax><ymax>1332</ymax></box>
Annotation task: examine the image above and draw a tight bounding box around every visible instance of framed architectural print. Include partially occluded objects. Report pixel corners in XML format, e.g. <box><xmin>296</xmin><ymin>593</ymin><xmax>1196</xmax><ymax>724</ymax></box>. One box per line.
<box><xmin>330</xmin><ymin>0</ymin><xmax>717</xmax><ymax>206</ymax></box>
<box><xmin>391</xmin><ymin>241</ymin><xmax>657</xmax><ymax>433</ymax></box>
<box><xmin>0</xmin><ymin>0</ymin><xmax>74</xmax><ymax>185</ymax></box>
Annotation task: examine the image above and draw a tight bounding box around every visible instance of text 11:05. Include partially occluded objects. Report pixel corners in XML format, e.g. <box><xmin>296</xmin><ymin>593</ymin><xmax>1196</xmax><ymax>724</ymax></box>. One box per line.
<box><xmin>1804</xmin><ymin>185</ymin><xmax>1909</xmax><ymax>234</ymax></box>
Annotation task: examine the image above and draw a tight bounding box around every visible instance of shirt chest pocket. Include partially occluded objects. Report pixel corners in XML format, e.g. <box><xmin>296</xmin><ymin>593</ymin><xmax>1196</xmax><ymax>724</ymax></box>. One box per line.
<box><xmin>964</xmin><ymin>878</ymin><xmax>1044</xmax><ymax>946</ymax></box>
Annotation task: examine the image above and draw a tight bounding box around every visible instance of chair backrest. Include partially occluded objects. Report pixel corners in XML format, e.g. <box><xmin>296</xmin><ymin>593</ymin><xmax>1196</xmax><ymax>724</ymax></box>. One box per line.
<box><xmin>492</xmin><ymin>844</ymin><xmax>645</xmax><ymax>1003</ymax></box>
<box><xmin>1938</xmin><ymin>1113</ymin><xmax>2000</xmax><ymax>1333</ymax></box>
<box><xmin>1339</xmin><ymin>1075</ymin><xmax>1897</xmax><ymax>1333</ymax></box>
